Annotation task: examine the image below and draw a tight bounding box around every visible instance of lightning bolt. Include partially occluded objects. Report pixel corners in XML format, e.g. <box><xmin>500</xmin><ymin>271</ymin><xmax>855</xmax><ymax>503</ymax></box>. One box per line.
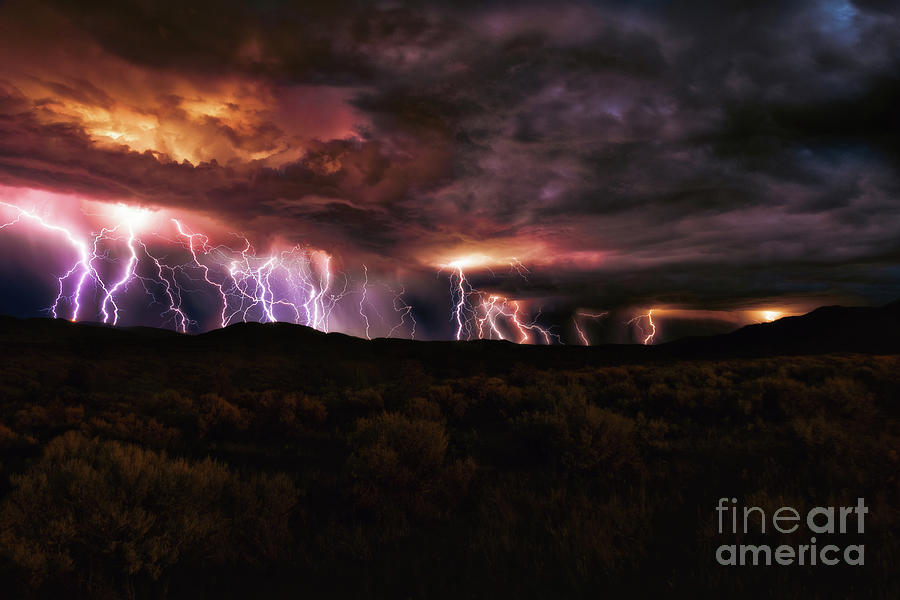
<box><xmin>350</xmin><ymin>263</ymin><xmax>418</xmax><ymax>341</ymax></box>
<box><xmin>98</xmin><ymin>223</ymin><xmax>141</xmax><ymax>325</ymax></box>
<box><xmin>389</xmin><ymin>287</ymin><xmax>416</xmax><ymax>339</ymax></box>
<box><xmin>172</xmin><ymin>219</ymin><xmax>229</xmax><ymax>327</ymax></box>
<box><xmin>358</xmin><ymin>264</ymin><xmax>371</xmax><ymax>340</ymax></box>
<box><xmin>135</xmin><ymin>240</ymin><xmax>191</xmax><ymax>332</ymax></box>
<box><xmin>450</xmin><ymin>264</ymin><xmax>469</xmax><ymax>340</ymax></box>
<box><xmin>0</xmin><ymin>199</ymin><xmax>400</xmax><ymax>336</ymax></box>
<box><xmin>627</xmin><ymin>308</ymin><xmax>656</xmax><ymax>345</ymax></box>
<box><xmin>508</xmin><ymin>257</ymin><xmax>530</xmax><ymax>278</ymax></box>
<box><xmin>4</xmin><ymin>199</ymin><xmax>634</xmax><ymax>347</ymax></box>
<box><xmin>1</xmin><ymin>201</ymin><xmax>109</xmax><ymax>322</ymax></box>
<box><xmin>441</xmin><ymin>260</ymin><xmax>558</xmax><ymax>344</ymax></box>
<box><xmin>573</xmin><ymin>311</ymin><xmax>609</xmax><ymax>346</ymax></box>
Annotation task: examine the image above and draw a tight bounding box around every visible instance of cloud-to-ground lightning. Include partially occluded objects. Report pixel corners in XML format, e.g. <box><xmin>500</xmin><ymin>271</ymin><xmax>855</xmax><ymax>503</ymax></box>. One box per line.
<box><xmin>1</xmin><ymin>200</ymin><xmax>109</xmax><ymax>322</ymax></box>
<box><xmin>627</xmin><ymin>309</ymin><xmax>657</xmax><ymax>345</ymax></box>
<box><xmin>358</xmin><ymin>264</ymin><xmax>372</xmax><ymax>340</ymax></box>
<box><xmin>573</xmin><ymin>311</ymin><xmax>609</xmax><ymax>346</ymax></box>
<box><xmin>0</xmin><ymin>199</ymin><xmax>417</xmax><ymax>336</ymax></box>
<box><xmin>441</xmin><ymin>258</ymin><xmax>559</xmax><ymax>344</ymax></box>
<box><xmin>4</xmin><ymin>199</ymin><xmax>675</xmax><ymax>346</ymax></box>
<box><xmin>386</xmin><ymin>284</ymin><xmax>417</xmax><ymax>339</ymax></box>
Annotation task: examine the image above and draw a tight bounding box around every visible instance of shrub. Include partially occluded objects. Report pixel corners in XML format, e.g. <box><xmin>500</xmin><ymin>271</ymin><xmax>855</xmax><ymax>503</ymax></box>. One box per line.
<box><xmin>348</xmin><ymin>412</ymin><xmax>473</xmax><ymax>528</ymax></box>
<box><xmin>0</xmin><ymin>432</ymin><xmax>298</xmax><ymax>597</ymax></box>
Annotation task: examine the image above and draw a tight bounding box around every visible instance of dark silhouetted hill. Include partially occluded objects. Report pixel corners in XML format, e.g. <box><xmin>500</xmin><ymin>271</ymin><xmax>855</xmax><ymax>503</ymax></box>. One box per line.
<box><xmin>664</xmin><ymin>300</ymin><xmax>900</xmax><ymax>357</ymax></box>
<box><xmin>2</xmin><ymin>300</ymin><xmax>898</xmax><ymax>366</ymax></box>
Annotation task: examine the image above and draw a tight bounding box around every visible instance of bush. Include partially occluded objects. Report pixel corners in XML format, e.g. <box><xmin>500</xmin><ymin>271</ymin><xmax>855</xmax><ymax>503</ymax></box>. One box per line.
<box><xmin>348</xmin><ymin>412</ymin><xmax>473</xmax><ymax>528</ymax></box>
<box><xmin>0</xmin><ymin>432</ymin><xmax>298</xmax><ymax>598</ymax></box>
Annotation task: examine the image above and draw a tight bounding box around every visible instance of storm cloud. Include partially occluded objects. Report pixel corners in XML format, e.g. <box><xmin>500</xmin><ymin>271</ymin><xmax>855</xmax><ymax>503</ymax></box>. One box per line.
<box><xmin>0</xmin><ymin>0</ymin><xmax>898</xmax><ymax>340</ymax></box>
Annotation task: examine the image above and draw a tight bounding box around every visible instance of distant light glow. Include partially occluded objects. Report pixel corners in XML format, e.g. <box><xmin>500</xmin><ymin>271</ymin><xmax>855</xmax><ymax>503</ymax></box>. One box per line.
<box><xmin>445</xmin><ymin>254</ymin><xmax>500</xmax><ymax>271</ymax></box>
<box><xmin>110</xmin><ymin>203</ymin><xmax>154</xmax><ymax>231</ymax></box>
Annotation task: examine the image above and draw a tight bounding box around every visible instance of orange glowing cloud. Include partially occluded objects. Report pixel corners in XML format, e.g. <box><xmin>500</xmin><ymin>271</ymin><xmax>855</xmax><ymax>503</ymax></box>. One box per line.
<box><xmin>16</xmin><ymin>76</ymin><xmax>364</xmax><ymax>166</ymax></box>
<box><xmin>420</xmin><ymin>236</ymin><xmax>610</xmax><ymax>273</ymax></box>
<box><xmin>0</xmin><ymin>11</ymin><xmax>366</xmax><ymax>168</ymax></box>
<box><xmin>635</xmin><ymin>306</ymin><xmax>804</xmax><ymax>328</ymax></box>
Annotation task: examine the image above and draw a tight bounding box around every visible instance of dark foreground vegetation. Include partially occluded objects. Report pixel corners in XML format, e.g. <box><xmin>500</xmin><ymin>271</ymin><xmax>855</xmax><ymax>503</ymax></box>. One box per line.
<box><xmin>0</xmin><ymin>313</ymin><xmax>898</xmax><ymax>599</ymax></box>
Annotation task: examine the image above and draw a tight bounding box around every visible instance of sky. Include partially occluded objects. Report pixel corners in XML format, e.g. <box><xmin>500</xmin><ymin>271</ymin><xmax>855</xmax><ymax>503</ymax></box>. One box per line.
<box><xmin>0</xmin><ymin>0</ymin><xmax>898</xmax><ymax>344</ymax></box>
